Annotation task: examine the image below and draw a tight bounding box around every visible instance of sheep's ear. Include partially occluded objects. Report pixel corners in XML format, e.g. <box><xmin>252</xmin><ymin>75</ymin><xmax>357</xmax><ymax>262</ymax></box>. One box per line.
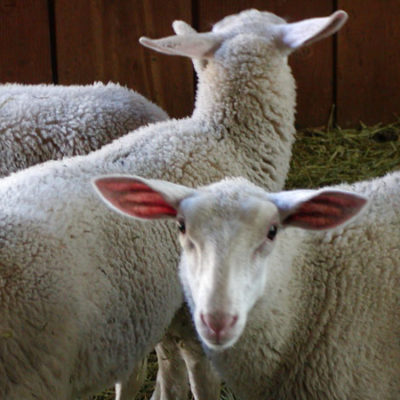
<box><xmin>267</xmin><ymin>189</ymin><xmax>367</xmax><ymax>230</ymax></box>
<box><xmin>92</xmin><ymin>175</ymin><xmax>195</xmax><ymax>220</ymax></box>
<box><xmin>139</xmin><ymin>32</ymin><xmax>222</xmax><ymax>58</ymax></box>
<box><xmin>172</xmin><ymin>21</ymin><xmax>208</xmax><ymax>71</ymax></box>
<box><xmin>172</xmin><ymin>20</ymin><xmax>198</xmax><ymax>35</ymax></box>
<box><xmin>277</xmin><ymin>10</ymin><xmax>348</xmax><ymax>51</ymax></box>
<box><xmin>171</xmin><ymin>21</ymin><xmax>210</xmax><ymax>71</ymax></box>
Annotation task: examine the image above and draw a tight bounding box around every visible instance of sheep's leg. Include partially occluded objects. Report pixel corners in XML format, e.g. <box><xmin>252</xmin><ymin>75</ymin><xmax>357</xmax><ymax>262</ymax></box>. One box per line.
<box><xmin>176</xmin><ymin>307</ymin><xmax>221</xmax><ymax>400</ymax></box>
<box><xmin>151</xmin><ymin>333</ymin><xmax>190</xmax><ymax>400</ymax></box>
<box><xmin>179</xmin><ymin>336</ymin><xmax>221</xmax><ymax>400</ymax></box>
<box><xmin>115</xmin><ymin>358</ymin><xmax>148</xmax><ymax>400</ymax></box>
<box><xmin>152</xmin><ymin>305</ymin><xmax>221</xmax><ymax>400</ymax></box>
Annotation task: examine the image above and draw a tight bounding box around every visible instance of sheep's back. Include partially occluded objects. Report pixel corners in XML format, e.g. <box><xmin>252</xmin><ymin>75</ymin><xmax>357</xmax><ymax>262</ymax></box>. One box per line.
<box><xmin>0</xmin><ymin>82</ymin><xmax>168</xmax><ymax>177</ymax></box>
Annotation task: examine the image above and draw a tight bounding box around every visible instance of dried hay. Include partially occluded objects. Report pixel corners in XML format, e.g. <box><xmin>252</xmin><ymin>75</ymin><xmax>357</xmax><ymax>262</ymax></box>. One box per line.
<box><xmin>286</xmin><ymin>121</ymin><xmax>400</xmax><ymax>189</ymax></box>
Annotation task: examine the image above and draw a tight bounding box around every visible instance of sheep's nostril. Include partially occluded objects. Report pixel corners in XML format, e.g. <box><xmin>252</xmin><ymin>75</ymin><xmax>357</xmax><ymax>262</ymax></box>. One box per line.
<box><xmin>200</xmin><ymin>312</ymin><xmax>238</xmax><ymax>337</ymax></box>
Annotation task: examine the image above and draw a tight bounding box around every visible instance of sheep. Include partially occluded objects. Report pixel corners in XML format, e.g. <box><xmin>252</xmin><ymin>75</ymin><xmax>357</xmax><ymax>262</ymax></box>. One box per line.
<box><xmin>0</xmin><ymin>82</ymin><xmax>168</xmax><ymax>399</ymax></box>
<box><xmin>95</xmin><ymin>172</ymin><xmax>400</xmax><ymax>400</ymax></box>
<box><xmin>0</xmin><ymin>82</ymin><xmax>168</xmax><ymax>177</ymax></box>
<box><xmin>140</xmin><ymin>10</ymin><xmax>348</xmax><ymax>399</ymax></box>
<box><xmin>0</xmin><ymin>9</ymin><xmax>347</xmax><ymax>400</ymax></box>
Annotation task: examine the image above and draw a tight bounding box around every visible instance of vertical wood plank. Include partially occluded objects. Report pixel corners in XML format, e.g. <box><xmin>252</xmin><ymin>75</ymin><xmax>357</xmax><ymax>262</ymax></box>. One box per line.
<box><xmin>337</xmin><ymin>0</ymin><xmax>400</xmax><ymax>127</ymax></box>
<box><xmin>55</xmin><ymin>0</ymin><xmax>193</xmax><ymax>119</ymax></box>
<box><xmin>0</xmin><ymin>0</ymin><xmax>52</xmax><ymax>83</ymax></box>
<box><xmin>195</xmin><ymin>0</ymin><xmax>335</xmax><ymax>128</ymax></box>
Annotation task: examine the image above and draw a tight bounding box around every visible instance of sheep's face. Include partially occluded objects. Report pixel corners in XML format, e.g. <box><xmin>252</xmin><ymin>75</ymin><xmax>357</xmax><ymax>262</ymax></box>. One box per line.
<box><xmin>176</xmin><ymin>182</ymin><xmax>366</xmax><ymax>351</ymax></box>
<box><xmin>178</xmin><ymin>185</ymin><xmax>280</xmax><ymax>350</ymax></box>
<box><xmin>93</xmin><ymin>174</ymin><xmax>365</xmax><ymax>352</ymax></box>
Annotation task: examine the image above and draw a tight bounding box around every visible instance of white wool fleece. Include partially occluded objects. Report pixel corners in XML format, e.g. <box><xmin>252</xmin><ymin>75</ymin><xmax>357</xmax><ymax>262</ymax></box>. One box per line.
<box><xmin>0</xmin><ymin>82</ymin><xmax>168</xmax><ymax>177</ymax></box>
<box><xmin>0</xmin><ymin>9</ymin><xmax>347</xmax><ymax>400</ymax></box>
<box><xmin>202</xmin><ymin>172</ymin><xmax>400</xmax><ymax>400</ymax></box>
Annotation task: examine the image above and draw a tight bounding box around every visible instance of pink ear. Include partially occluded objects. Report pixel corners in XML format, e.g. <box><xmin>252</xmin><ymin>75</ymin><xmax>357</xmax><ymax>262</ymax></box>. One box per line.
<box><xmin>94</xmin><ymin>177</ymin><xmax>177</xmax><ymax>219</ymax></box>
<box><xmin>284</xmin><ymin>191</ymin><xmax>367</xmax><ymax>230</ymax></box>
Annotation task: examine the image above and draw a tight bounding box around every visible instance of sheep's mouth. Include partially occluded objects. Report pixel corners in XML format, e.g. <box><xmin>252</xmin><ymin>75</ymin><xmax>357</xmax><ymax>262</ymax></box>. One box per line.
<box><xmin>196</xmin><ymin>319</ymin><xmax>244</xmax><ymax>350</ymax></box>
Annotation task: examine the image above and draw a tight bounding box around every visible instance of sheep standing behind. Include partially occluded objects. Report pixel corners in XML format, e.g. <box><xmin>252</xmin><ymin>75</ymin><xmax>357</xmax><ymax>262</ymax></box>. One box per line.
<box><xmin>0</xmin><ymin>9</ymin><xmax>346</xmax><ymax>400</ymax></box>
<box><xmin>0</xmin><ymin>82</ymin><xmax>168</xmax><ymax>177</ymax></box>
<box><xmin>96</xmin><ymin>172</ymin><xmax>400</xmax><ymax>399</ymax></box>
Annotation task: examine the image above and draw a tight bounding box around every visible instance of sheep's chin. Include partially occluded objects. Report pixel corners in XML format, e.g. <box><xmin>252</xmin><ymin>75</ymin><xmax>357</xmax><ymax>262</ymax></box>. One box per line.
<box><xmin>201</xmin><ymin>335</ymin><xmax>240</xmax><ymax>351</ymax></box>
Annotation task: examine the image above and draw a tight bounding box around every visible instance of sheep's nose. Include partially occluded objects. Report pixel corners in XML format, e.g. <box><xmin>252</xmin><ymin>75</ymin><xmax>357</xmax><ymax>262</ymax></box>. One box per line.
<box><xmin>200</xmin><ymin>312</ymin><xmax>238</xmax><ymax>339</ymax></box>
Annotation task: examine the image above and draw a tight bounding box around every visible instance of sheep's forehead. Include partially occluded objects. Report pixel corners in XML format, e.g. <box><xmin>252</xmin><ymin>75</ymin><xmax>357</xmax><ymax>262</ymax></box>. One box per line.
<box><xmin>180</xmin><ymin>184</ymin><xmax>278</xmax><ymax>238</ymax></box>
<box><xmin>212</xmin><ymin>9</ymin><xmax>286</xmax><ymax>34</ymax></box>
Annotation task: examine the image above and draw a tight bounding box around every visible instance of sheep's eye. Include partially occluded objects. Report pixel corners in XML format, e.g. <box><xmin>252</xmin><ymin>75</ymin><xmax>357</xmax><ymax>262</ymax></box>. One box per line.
<box><xmin>267</xmin><ymin>225</ymin><xmax>278</xmax><ymax>241</ymax></box>
<box><xmin>177</xmin><ymin>220</ymin><xmax>186</xmax><ymax>234</ymax></box>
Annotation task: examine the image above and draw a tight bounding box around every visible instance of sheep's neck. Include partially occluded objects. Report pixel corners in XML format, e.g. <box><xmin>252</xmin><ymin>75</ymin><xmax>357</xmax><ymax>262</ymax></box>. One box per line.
<box><xmin>193</xmin><ymin>58</ymin><xmax>296</xmax><ymax>191</ymax></box>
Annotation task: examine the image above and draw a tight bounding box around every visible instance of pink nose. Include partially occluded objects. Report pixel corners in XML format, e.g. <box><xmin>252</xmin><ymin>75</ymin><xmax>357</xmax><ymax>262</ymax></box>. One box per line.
<box><xmin>200</xmin><ymin>312</ymin><xmax>238</xmax><ymax>340</ymax></box>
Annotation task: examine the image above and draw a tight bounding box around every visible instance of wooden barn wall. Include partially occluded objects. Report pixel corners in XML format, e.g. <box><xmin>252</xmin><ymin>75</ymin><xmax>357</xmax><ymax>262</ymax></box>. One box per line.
<box><xmin>337</xmin><ymin>0</ymin><xmax>400</xmax><ymax>127</ymax></box>
<box><xmin>0</xmin><ymin>0</ymin><xmax>399</xmax><ymax>128</ymax></box>
<box><xmin>0</xmin><ymin>0</ymin><xmax>52</xmax><ymax>84</ymax></box>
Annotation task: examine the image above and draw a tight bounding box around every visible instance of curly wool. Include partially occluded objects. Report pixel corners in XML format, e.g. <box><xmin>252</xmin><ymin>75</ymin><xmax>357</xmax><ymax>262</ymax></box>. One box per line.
<box><xmin>0</xmin><ymin>82</ymin><xmax>168</xmax><ymax>176</ymax></box>
<box><xmin>200</xmin><ymin>172</ymin><xmax>400</xmax><ymax>400</ymax></box>
<box><xmin>0</xmin><ymin>9</ymin><xmax>332</xmax><ymax>399</ymax></box>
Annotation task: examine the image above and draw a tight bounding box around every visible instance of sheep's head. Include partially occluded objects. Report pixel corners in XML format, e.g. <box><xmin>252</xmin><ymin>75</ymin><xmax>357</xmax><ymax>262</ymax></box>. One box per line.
<box><xmin>139</xmin><ymin>9</ymin><xmax>348</xmax><ymax>71</ymax></box>
<box><xmin>93</xmin><ymin>176</ymin><xmax>366</xmax><ymax>350</ymax></box>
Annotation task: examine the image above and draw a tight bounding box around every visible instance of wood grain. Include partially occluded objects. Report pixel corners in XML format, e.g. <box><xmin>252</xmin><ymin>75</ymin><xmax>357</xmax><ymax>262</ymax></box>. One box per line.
<box><xmin>3</xmin><ymin>1</ymin><xmax>398</xmax><ymax>127</ymax></box>
<box><xmin>195</xmin><ymin>0</ymin><xmax>335</xmax><ymax>128</ymax></box>
<box><xmin>337</xmin><ymin>0</ymin><xmax>400</xmax><ymax>127</ymax></box>
<box><xmin>55</xmin><ymin>0</ymin><xmax>194</xmax><ymax>118</ymax></box>
<box><xmin>0</xmin><ymin>0</ymin><xmax>52</xmax><ymax>83</ymax></box>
